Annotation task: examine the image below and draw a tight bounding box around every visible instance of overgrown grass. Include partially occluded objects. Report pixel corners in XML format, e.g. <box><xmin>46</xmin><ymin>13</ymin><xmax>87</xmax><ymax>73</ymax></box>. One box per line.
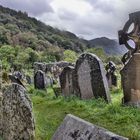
<box><xmin>29</xmin><ymin>86</ymin><xmax>140</xmax><ymax>140</ymax></box>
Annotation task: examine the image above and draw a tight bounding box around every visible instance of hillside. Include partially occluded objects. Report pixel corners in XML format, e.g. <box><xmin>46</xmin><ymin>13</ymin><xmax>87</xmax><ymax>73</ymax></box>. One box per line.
<box><xmin>88</xmin><ymin>37</ymin><xmax>127</xmax><ymax>55</ymax></box>
<box><xmin>0</xmin><ymin>5</ymin><xmax>126</xmax><ymax>55</ymax></box>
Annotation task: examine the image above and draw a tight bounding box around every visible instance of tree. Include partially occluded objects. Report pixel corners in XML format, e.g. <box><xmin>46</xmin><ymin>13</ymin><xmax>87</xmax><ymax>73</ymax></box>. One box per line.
<box><xmin>63</xmin><ymin>50</ymin><xmax>77</xmax><ymax>63</ymax></box>
<box><xmin>86</xmin><ymin>47</ymin><xmax>107</xmax><ymax>61</ymax></box>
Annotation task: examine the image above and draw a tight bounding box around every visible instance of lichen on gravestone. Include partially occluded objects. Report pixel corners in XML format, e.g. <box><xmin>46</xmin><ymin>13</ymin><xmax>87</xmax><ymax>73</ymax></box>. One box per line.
<box><xmin>1</xmin><ymin>83</ymin><xmax>35</xmax><ymax>140</ymax></box>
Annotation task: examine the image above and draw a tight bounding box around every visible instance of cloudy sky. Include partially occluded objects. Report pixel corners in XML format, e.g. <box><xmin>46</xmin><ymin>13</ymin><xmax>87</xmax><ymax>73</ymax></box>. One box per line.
<box><xmin>0</xmin><ymin>0</ymin><xmax>140</xmax><ymax>40</ymax></box>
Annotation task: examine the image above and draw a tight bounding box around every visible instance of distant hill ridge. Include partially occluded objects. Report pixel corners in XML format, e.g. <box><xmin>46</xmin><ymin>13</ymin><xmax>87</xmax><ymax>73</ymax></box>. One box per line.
<box><xmin>0</xmin><ymin>5</ymin><xmax>126</xmax><ymax>55</ymax></box>
<box><xmin>88</xmin><ymin>37</ymin><xmax>127</xmax><ymax>55</ymax></box>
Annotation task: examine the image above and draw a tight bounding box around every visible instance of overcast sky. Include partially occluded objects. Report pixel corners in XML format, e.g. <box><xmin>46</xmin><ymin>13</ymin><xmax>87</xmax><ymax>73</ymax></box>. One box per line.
<box><xmin>0</xmin><ymin>0</ymin><xmax>140</xmax><ymax>40</ymax></box>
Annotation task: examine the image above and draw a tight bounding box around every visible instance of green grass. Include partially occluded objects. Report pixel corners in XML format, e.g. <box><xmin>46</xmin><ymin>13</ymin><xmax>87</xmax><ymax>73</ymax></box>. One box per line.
<box><xmin>29</xmin><ymin>86</ymin><xmax>140</xmax><ymax>140</ymax></box>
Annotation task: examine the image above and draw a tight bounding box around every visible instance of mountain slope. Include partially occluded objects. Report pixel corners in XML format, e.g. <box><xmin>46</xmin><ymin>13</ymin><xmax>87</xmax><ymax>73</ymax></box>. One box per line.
<box><xmin>0</xmin><ymin>5</ymin><xmax>85</xmax><ymax>52</ymax></box>
<box><xmin>88</xmin><ymin>37</ymin><xmax>127</xmax><ymax>55</ymax></box>
<box><xmin>0</xmin><ymin>5</ymin><xmax>126</xmax><ymax>55</ymax></box>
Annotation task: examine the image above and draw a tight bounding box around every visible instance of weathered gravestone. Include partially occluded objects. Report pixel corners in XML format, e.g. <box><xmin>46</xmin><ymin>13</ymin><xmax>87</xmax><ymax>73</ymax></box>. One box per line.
<box><xmin>60</xmin><ymin>66</ymin><xmax>75</xmax><ymax>97</ymax></box>
<box><xmin>105</xmin><ymin>61</ymin><xmax>117</xmax><ymax>88</ymax></box>
<box><xmin>0</xmin><ymin>83</ymin><xmax>35</xmax><ymax>140</ymax></box>
<box><xmin>34</xmin><ymin>70</ymin><xmax>46</xmax><ymax>89</ymax></box>
<box><xmin>52</xmin><ymin>114</ymin><xmax>128</xmax><ymax>140</ymax></box>
<box><xmin>118</xmin><ymin>11</ymin><xmax>140</xmax><ymax>106</ymax></box>
<box><xmin>73</xmin><ymin>53</ymin><xmax>110</xmax><ymax>102</ymax></box>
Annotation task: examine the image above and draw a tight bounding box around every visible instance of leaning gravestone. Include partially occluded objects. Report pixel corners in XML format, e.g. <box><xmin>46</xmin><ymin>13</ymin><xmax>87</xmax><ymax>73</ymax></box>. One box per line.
<box><xmin>34</xmin><ymin>70</ymin><xmax>46</xmax><ymax>89</ymax></box>
<box><xmin>52</xmin><ymin>114</ymin><xmax>128</xmax><ymax>140</ymax></box>
<box><xmin>118</xmin><ymin>11</ymin><xmax>140</xmax><ymax>106</ymax></box>
<box><xmin>0</xmin><ymin>83</ymin><xmax>35</xmax><ymax>140</ymax></box>
<box><xmin>73</xmin><ymin>53</ymin><xmax>110</xmax><ymax>102</ymax></box>
<box><xmin>60</xmin><ymin>66</ymin><xmax>75</xmax><ymax>97</ymax></box>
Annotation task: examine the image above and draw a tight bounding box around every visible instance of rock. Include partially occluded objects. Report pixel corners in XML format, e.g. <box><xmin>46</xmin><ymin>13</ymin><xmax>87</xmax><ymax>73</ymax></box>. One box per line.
<box><xmin>73</xmin><ymin>53</ymin><xmax>110</xmax><ymax>102</ymax></box>
<box><xmin>34</xmin><ymin>70</ymin><xmax>46</xmax><ymax>89</ymax></box>
<box><xmin>60</xmin><ymin>66</ymin><xmax>75</xmax><ymax>97</ymax></box>
<box><xmin>0</xmin><ymin>83</ymin><xmax>35</xmax><ymax>140</ymax></box>
<box><xmin>52</xmin><ymin>114</ymin><xmax>128</xmax><ymax>140</ymax></box>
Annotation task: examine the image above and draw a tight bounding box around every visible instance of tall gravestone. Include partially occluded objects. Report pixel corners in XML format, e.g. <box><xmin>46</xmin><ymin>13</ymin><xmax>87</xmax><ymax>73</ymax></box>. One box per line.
<box><xmin>52</xmin><ymin>114</ymin><xmax>128</xmax><ymax>140</ymax></box>
<box><xmin>119</xmin><ymin>11</ymin><xmax>140</xmax><ymax>106</ymax></box>
<box><xmin>73</xmin><ymin>53</ymin><xmax>110</xmax><ymax>102</ymax></box>
<box><xmin>60</xmin><ymin>66</ymin><xmax>75</xmax><ymax>97</ymax></box>
<box><xmin>0</xmin><ymin>83</ymin><xmax>35</xmax><ymax>140</ymax></box>
<box><xmin>34</xmin><ymin>70</ymin><xmax>46</xmax><ymax>89</ymax></box>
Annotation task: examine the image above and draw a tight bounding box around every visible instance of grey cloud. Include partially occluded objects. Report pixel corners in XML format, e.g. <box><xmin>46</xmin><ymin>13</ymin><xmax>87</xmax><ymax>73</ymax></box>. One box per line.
<box><xmin>58</xmin><ymin>9</ymin><xmax>78</xmax><ymax>21</ymax></box>
<box><xmin>1</xmin><ymin>0</ymin><xmax>140</xmax><ymax>39</ymax></box>
<box><xmin>0</xmin><ymin>0</ymin><xmax>53</xmax><ymax>16</ymax></box>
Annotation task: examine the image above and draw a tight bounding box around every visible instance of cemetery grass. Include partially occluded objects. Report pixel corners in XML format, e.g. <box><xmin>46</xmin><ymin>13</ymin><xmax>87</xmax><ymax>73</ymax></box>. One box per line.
<box><xmin>29</xmin><ymin>86</ymin><xmax>140</xmax><ymax>140</ymax></box>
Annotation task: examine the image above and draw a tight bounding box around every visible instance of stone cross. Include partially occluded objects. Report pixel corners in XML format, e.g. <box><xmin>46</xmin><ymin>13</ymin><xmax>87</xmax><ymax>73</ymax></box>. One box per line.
<box><xmin>119</xmin><ymin>11</ymin><xmax>140</xmax><ymax>106</ymax></box>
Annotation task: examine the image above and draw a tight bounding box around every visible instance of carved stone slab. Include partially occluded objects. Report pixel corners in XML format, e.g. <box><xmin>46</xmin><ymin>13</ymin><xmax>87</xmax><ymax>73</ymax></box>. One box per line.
<box><xmin>52</xmin><ymin>114</ymin><xmax>128</xmax><ymax>140</ymax></box>
<box><xmin>73</xmin><ymin>53</ymin><xmax>110</xmax><ymax>102</ymax></box>
<box><xmin>121</xmin><ymin>53</ymin><xmax>140</xmax><ymax>106</ymax></box>
<box><xmin>60</xmin><ymin>66</ymin><xmax>75</xmax><ymax>97</ymax></box>
<box><xmin>0</xmin><ymin>83</ymin><xmax>35</xmax><ymax>140</ymax></box>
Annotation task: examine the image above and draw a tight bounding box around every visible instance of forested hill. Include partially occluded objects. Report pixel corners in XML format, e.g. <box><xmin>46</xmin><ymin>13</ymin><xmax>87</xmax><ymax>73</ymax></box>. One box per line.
<box><xmin>0</xmin><ymin>5</ymin><xmax>126</xmax><ymax>55</ymax></box>
<box><xmin>0</xmin><ymin>5</ymin><xmax>85</xmax><ymax>52</ymax></box>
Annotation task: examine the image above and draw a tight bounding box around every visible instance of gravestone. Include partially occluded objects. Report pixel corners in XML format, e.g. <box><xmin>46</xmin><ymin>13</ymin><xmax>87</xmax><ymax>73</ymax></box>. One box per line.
<box><xmin>60</xmin><ymin>66</ymin><xmax>75</xmax><ymax>97</ymax></box>
<box><xmin>105</xmin><ymin>61</ymin><xmax>117</xmax><ymax>88</ymax></box>
<box><xmin>34</xmin><ymin>70</ymin><xmax>46</xmax><ymax>89</ymax></box>
<box><xmin>0</xmin><ymin>83</ymin><xmax>35</xmax><ymax>140</ymax></box>
<box><xmin>118</xmin><ymin>11</ymin><xmax>140</xmax><ymax>106</ymax></box>
<box><xmin>9</xmin><ymin>74</ymin><xmax>25</xmax><ymax>88</ymax></box>
<box><xmin>52</xmin><ymin>114</ymin><xmax>128</xmax><ymax>140</ymax></box>
<box><xmin>73</xmin><ymin>53</ymin><xmax>110</xmax><ymax>102</ymax></box>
